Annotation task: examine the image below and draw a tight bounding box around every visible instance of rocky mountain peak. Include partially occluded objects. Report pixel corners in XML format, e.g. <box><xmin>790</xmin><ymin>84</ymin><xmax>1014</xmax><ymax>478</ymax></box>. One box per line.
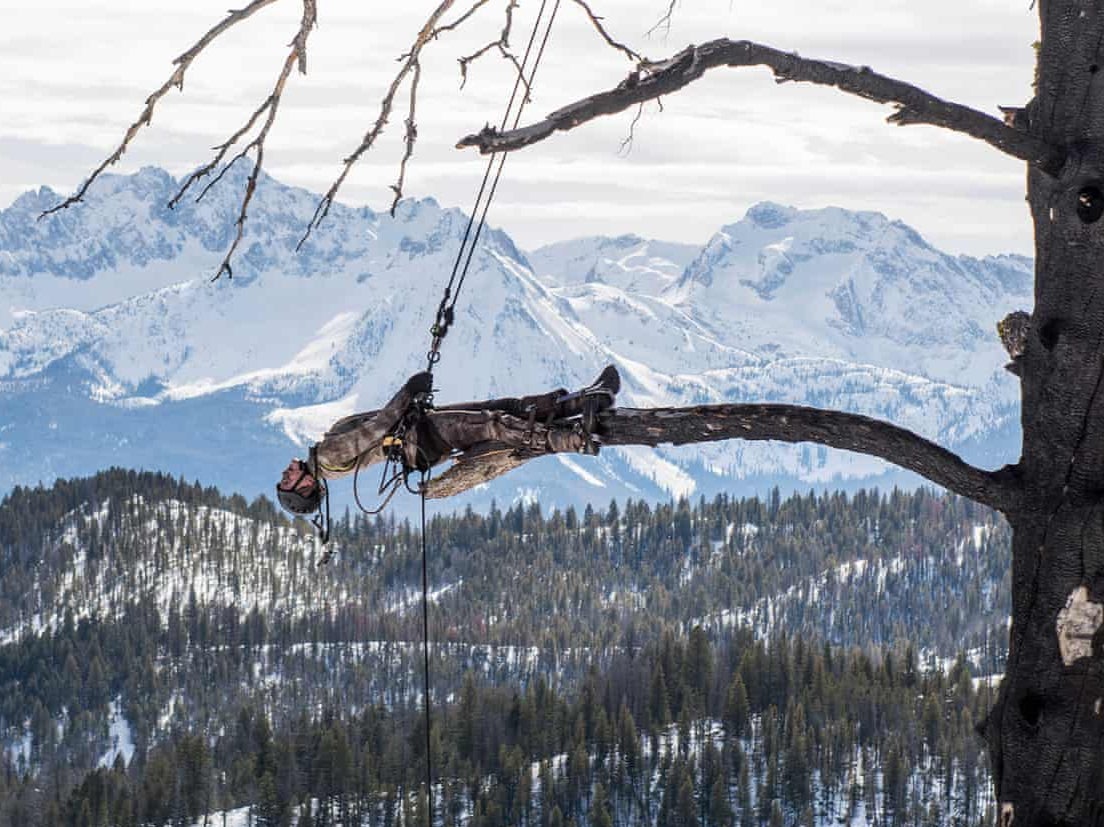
<box><xmin>0</xmin><ymin>168</ymin><xmax>1032</xmax><ymax>510</ymax></box>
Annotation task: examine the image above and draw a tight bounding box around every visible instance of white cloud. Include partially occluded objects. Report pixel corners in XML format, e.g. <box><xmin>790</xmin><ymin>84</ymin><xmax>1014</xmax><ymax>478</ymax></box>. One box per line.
<box><xmin>2</xmin><ymin>0</ymin><xmax>1038</xmax><ymax>255</ymax></box>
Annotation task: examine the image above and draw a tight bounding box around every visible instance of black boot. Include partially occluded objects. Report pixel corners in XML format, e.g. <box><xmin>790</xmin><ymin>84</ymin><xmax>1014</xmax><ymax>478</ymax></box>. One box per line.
<box><xmin>553</xmin><ymin>365</ymin><xmax>621</xmax><ymax>441</ymax></box>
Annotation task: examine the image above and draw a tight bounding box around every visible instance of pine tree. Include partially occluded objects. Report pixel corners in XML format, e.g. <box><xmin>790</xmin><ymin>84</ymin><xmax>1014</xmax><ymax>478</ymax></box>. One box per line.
<box><xmin>590</xmin><ymin>782</ymin><xmax>613</xmax><ymax>827</ymax></box>
<box><xmin>723</xmin><ymin>676</ymin><xmax>750</xmax><ymax>739</ymax></box>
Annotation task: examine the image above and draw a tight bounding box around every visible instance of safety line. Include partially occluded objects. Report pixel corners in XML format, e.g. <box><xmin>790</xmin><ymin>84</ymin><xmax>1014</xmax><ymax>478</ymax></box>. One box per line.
<box><xmin>455</xmin><ymin>0</ymin><xmax>562</xmax><ymax>295</ymax></box>
<box><xmin>420</xmin><ymin>482</ymin><xmax>434</xmax><ymax>824</ymax></box>
<box><xmin>426</xmin><ymin>0</ymin><xmax>559</xmax><ymax>373</ymax></box>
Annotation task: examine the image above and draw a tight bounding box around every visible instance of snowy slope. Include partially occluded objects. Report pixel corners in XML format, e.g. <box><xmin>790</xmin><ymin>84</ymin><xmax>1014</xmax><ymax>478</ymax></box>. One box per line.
<box><xmin>0</xmin><ymin>168</ymin><xmax>1032</xmax><ymax>512</ymax></box>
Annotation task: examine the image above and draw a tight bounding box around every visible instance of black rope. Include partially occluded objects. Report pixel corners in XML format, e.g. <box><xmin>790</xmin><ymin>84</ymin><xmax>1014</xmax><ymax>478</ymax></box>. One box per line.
<box><xmin>419</xmin><ymin>474</ymin><xmax>434</xmax><ymax>826</ymax></box>
<box><xmin>334</xmin><ymin>5</ymin><xmax>564</xmax><ymax>818</ymax></box>
<box><xmin>455</xmin><ymin>0</ymin><xmax>562</xmax><ymax>294</ymax></box>
<box><xmin>425</xmin><ymin>0</ymin><xmax>560</xmax><ymax>374</ymax></box>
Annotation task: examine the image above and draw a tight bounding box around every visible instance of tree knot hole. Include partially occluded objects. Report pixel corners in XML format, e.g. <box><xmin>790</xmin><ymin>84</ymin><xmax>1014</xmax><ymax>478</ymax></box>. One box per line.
<box><xmin>1038</xmin><ymin>318</ymin><xmax>1063</xmax><ymax>351</ymax></box>
<box><xmin>1092</xmin><ymin>64</ymin><xmax>1100</xmax><ymax>74</ymax></box>
<box><xmin>1018</xmin><ymin>689</ymin><xmax>1044</xmax><ymax>728</ymax></box>
<box><xmin>1077</xmin><ymin>185</ymin><xmax>1104</xmax><ymax>223</ymax></box>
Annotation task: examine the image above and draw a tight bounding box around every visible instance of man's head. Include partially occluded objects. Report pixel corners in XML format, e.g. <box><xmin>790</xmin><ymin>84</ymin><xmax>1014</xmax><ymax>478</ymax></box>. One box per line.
<box><xmin>276</xmin><ymin>458</ymin><xmax>324</xmax><ymax>515</ymax></box>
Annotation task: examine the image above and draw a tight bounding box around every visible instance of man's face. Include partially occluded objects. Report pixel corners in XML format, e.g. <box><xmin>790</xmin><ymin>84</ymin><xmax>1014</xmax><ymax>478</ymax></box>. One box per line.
<box><xmin>278</xmin><ymin>459</ymin><xmax>316</xmax><ymax>494</ymax></box>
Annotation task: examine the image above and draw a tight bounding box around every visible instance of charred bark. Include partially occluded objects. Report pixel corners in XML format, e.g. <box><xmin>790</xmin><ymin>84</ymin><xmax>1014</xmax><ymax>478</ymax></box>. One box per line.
<box><xmin>597</xmin><ymin>405</ymin><xmax>1018</xmax><ymax>513</ymax></box>
<box><xmin>984</xmin><ymin>2</ymin><xmax>1104</xmax><ymax>824</ymax></box>
<box><xmin>457</xmin><ymin>39</ymin><xmax>1062</xmax><ymax>173</ymax></box>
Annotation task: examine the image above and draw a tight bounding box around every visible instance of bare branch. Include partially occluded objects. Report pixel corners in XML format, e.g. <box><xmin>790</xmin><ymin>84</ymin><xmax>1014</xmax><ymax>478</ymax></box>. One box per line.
<box><xmin>457</xmin><ymin>38</ymin><xmax>1064</xmax><ymax>174</ymax></box>
<box><xmin>168</xmin><ymin>94</ymin><xmax>271</xmax><ymax>210</ymax></box>
<box><xmin>458</xmin><ymin>0</ymin><xmax>527</xmax><ymax>95</ymax></box>
<box><xmin>40</xmin><ymin>0</ymin><xmax>282</xmax><ymax>219</ymax></box>
<box><xmin>645</xmin><ymin>0</ymin><xmax>679</xmax><ymax>38</ymax></box>
<box><xmin>429</xmin><ymin>0</ymin><xmax>495</xmax><ymax>39</ymax></box>
<box><xmin>596</xmin><ymin>404</ymin><xmax>1021</xmax><ymax>512</ymax></box>
<box><xmin>459</xmin><ymin>42</ymin><xmax>528</xmax><ymax>96</ymax></box>
<box><xmin>203</xmin><ymin>0</ymin><xmax>318</xmax><ymax>279</ymax></box>
<box><xmin>389</xmin><ymin>60</ymin><xmax>422</xmax><ymax>214</ymax></box>
<box><xmin>617</xmin><ymin>102</ymin><xmax>646</xmax><ymax>155</ymax></box>
<box><xmin>299</xmin><ymin>0</ymin><xmax>463</xmax><ymax>249</ymax></box>
<box><xmin>569</xmin><ymin>0</ymin><xmax>643</xmax><ymax>63</ymax></box>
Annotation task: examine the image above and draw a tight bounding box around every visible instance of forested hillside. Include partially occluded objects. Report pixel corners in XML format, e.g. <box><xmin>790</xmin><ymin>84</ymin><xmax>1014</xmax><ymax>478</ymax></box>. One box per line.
<box><xmin>0</xmin><ymin>471</ymin><xmax>1008</xmax><ymax>825</ymax></box>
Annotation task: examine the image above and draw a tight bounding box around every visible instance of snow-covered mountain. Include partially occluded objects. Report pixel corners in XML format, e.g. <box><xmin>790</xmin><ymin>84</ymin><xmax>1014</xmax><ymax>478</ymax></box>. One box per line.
<box><xmin>0</xmin><ymin>167</ymin><xmax>1032</xmax><ymax>512</ymax></box>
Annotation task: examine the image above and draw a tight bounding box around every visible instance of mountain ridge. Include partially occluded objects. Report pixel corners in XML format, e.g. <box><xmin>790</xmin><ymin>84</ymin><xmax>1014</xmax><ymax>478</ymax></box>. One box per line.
<box><xmin>0</xmin><ymin>167</ymin><xmax>1031</xmax><ymax>512</ymax></box>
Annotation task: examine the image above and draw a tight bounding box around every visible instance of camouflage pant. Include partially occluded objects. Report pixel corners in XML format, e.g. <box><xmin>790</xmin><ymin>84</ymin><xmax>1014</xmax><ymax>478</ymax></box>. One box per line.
<box><xmin>405</xmin><ymin>393</ymin><xmax>588</xmax><ymax>470</ymax></box>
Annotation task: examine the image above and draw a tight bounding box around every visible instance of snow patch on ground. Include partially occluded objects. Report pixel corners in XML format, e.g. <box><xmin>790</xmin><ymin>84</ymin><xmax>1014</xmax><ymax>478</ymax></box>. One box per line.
<box><xmin>557</xmin><ymin>455</ymin><xmax>606</xmax><ymax>487</ymax></box>
<box><xmin>97</xmin><ymin>699</ymin><xmax>135</xmax><ymax>769</ymax></box>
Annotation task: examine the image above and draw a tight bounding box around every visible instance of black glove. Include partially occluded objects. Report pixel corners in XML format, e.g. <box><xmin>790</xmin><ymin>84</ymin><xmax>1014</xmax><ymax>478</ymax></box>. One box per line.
<box><xmin>405</xmin><ymin>371</ymin><xmax>433</xmax><ymax>397</ymax></box>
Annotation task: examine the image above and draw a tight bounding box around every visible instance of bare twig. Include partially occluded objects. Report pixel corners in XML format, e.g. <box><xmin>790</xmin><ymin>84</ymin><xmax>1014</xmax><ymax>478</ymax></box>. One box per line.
<box><xmin>209</xmin><ymin>0</ymin><xmax>318</xmax><ymax>279</ymax></box>
<box><xmin>390</xmin><ymin>60</ymin><xmax>422</xmax><ymax>214</ymax></box>
<box><xmin>457</xmin><ymin>38</ymin><xmax>1065</xmax><ymax>175</ymax></box>
<box><xmin>299</xmin><ymin>0</ymin><xmax>464</xmax><ymax>249</ymax></box>
<box><xmin>458</xmin><ymin>0</ymin><xmax>526</xmax><ymax>94</ymax></box>
<box><xmin>645</xmin><ymin>0</ymin><xmax>679</xmax><ymax>38</ymax></box>
<box><xmin>597</xmin><ymin>404</ymin><xmax>1022</xmax><ymax>513</ymax></box>
<box><xmin>169</xmin><ymin>96</ymin><xmax>270</xmax><ymax>210</ymax></box>
<box><xmin>402</xmin><ymin>0</ymin><xmax>494</xmax><ymax>56</ymax></box>
<box><xmin>459</xmin><ymin>43</ymin><xmax>528</xmax><ymax>96</ymax></box>
<box><xmin>569</xmin><ymin>0</ymin><xmax>642</xmax><ymax>63</ymax></box>
<box><xmin>40</xmin><ymin>0</ymin><xmax>282</xmax><ymax>219</ymax></box>
<box><xmin>617</xmin><ymin>102</ymin><xmax>646</xmax><ymax>155</ymax></box>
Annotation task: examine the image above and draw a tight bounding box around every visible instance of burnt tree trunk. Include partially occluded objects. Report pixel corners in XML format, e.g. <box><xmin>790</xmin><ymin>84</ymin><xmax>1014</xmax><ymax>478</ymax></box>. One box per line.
<box><xmin>985</xmin><ymin>5</ymin><xmax>1104</xmax><ymax>824</ymax></box>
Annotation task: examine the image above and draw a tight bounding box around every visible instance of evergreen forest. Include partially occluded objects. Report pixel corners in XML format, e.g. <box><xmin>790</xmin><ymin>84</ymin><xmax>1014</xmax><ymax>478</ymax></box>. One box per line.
<box><xmin>0</xmin><ymin>470</ymin><xmax>1010</xmax><ymax>826</ymax></box>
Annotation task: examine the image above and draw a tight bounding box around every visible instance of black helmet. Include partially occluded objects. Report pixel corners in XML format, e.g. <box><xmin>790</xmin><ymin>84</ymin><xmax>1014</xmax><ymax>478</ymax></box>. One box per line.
<box><xmin>276</xmin><ymin>459</ymin><xmax>325</xmax><ymax>515</ymax></box>
<box><xmin>277</xmin><ymin>482</ymin><xmax>324</xmax><ymax>515</ymax></box>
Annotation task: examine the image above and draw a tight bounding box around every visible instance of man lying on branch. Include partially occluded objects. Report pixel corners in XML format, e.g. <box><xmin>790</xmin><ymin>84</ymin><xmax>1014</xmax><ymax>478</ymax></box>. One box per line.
<box><xmin>277</xmin><ymin>359</ymin><xmax>1017</xmax><ymax>520</ymax></box>
<box><xmin>276</xmin><ymin>366</ymin><xmax>621</xmax><ymax>515</ymax></box>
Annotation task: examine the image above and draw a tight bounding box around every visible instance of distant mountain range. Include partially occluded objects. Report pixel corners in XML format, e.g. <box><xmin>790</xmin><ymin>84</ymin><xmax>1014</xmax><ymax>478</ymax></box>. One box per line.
<box><xmin>0</xmin><ymin>166</ymin><xmax>1032</xmax><ymax>513</ymax></box>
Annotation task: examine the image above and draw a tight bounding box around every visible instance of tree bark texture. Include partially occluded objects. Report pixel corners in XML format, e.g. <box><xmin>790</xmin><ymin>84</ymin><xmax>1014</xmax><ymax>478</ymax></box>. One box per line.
<box><xmin>987</xmin><ymin>3</ymin><xmax>1104</xmax><ymax>824</ymax></box>
<box><xmin>457</xmin><ymin>39</ymin><xmax>1061</xmax><ymax>172</ymax></box>
<box><xmin>423</xmin><ymin>404</ymin><xmax>1015</xmax><ymax>504</ymax></box>
<box><xmin>597</xmin><ymin>405</ymin><xmax>1017</xmax><ymax>512</ymax></box>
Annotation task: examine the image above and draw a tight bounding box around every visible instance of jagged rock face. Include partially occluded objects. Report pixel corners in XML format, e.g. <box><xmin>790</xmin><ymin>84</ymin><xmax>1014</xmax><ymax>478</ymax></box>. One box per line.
<box><xmin>0</xmin><ymin>168</ymin><xmax>1031</xmax><ymax>511</ymax></box>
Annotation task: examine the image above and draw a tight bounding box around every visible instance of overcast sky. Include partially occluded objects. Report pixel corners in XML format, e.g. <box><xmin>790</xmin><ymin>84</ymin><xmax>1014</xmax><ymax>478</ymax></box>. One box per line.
<box><xmin>3</xmin><ymin>0</ymin><xmax>1039</xmax><ymax>256</ymax></box>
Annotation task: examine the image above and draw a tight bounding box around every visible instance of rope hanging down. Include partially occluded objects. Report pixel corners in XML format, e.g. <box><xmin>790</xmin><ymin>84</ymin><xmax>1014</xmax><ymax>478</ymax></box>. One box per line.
<box><xmin>425</xmin><ymin>0</ymin><xmax>563</xmax><ymax>377</ymax></box>
<box><xmin>404</xmin><ymin>4</ymin><xmax>563</xmax><ymax>821</ymax></box>
<box><xmin>419</xmin><ymin>480</ymin><xmax>434</xmax><ymax>825</ymax></box>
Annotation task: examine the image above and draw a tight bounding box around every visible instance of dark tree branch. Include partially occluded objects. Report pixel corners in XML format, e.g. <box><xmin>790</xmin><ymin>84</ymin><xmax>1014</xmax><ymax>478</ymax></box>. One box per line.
<box><xmin>457</xmin><ymin>38</ymin><xmax>1064</xmax><ymax>174</ymax></box>
<box><xmin>595</xmin><ymin>404</ymin><xmax>1021</xmax><ymax>512</ymax></box>
<box><xmin>171</xmin><ymin>0</ymin><xmax>318</xmax><ymax>213</ymax></box>
<box><xmin>40</xmin><ymin>0</ymin><xmax>281</xmax><ymax>219</ymax></box>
